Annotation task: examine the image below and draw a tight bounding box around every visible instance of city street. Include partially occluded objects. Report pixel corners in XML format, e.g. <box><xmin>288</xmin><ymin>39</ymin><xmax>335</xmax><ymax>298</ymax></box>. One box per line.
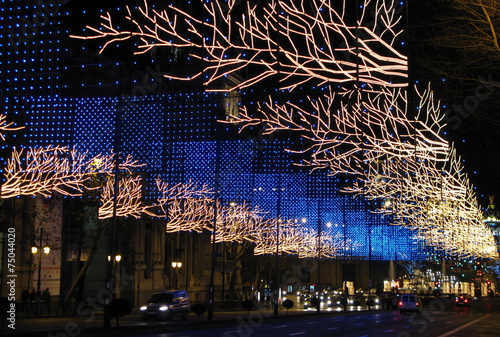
<box><xmin>133</xmin><ymin>297</ymin><xmax>500</xmax><ymax>337</ymax></box>
<box><xmin>8</xmin><ymin>297</ymin><xmax>500</xmax><ymax>337</ymax></box>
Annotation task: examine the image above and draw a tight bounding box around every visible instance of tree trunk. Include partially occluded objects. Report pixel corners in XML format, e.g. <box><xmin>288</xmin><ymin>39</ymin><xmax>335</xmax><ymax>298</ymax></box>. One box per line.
<box><xmin>252</xmin><ymin>266</ymin><xmax>261</xmax><ymax>301</ymax></box>
<box><xmin>60</xmin><ymin>223</ymin><xmax>105</xmax><ymax>314</ymax></box>
<box><xmin>228</xmin><ymin>244</ymin><xmax>245</xmax><ymax>300</ymax></box>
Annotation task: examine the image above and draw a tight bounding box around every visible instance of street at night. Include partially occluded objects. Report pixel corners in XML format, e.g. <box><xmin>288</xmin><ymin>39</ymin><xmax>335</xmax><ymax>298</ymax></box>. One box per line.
<box><xmin>8</xmin><ymin>297</ymin><xmax>500</xmax><ymax>336</ymax></box>
<box><xmin>2</xmin><ymin>1</ymin><xmax>500</xmax><ymax>336</ymax></box>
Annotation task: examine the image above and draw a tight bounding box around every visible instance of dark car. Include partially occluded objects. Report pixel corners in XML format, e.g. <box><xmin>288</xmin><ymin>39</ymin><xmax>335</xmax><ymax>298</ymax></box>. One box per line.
<box><xmin>365</xmin><ymin>295</ymin><xmax>381</xmax><ymax>306</ymax></box>
<box><xmin>140</xmin><ymin>290</ymin><xmax>190</xmax><ymax>320</ymax></box>
<box><xmin>455</xmin><ymin>294</ymin><xmax>471</xmax><ymax>307</ymax></box>
<box><xmin>347</xmin><ymin>296</ymin><xmax>363</xmax><ymax>306</ymax></box>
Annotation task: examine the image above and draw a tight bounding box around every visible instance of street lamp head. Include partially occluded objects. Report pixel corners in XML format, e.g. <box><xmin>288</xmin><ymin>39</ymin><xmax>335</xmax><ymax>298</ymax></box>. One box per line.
<box><xmin>31</xmin><ymin>247</ymin><xmax>38</xmax><ymax>254</ymax></box>
<box><xmin>115</xmin><ymin>255</ymin><xmax>122</xmax><ymax>262</ymax></box>
<box><xmin>43</xmin><ymin>246</ymin><xmax>50</xmax><ymax>255</ymax></box>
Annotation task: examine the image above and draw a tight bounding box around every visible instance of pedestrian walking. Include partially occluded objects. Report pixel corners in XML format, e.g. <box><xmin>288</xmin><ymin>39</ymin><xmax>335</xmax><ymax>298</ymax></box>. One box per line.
<box><xmin>29</xmin><ymin>288</ymin><xmax>36</xmax><ymax>315</ymax></box>
<box><xmin>41</xmin><ymin>288</ymin><xmax>51</xmax><ymax>316</ymax></box>
<box><xmin>21</xmin><ymin>287</ymin><xmax>29</xmax><ymax>315</ymax></box>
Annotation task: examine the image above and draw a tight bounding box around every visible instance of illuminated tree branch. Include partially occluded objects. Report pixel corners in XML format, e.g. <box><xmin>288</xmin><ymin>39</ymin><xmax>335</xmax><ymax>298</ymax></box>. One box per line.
<box><xmin>2</xmin><ymin>146</ymin><xmax>92</xmax><ymax>198</ymax></box>
<box><xmin>215</xmin><ymin>202</ymin><xmax>267</xmax><ymax>243</ymax></box>
<box><xmin>1</xmin><ymin>146</ymin><xmax>144</xmax><ymax>199</ymax></box>
<box><xmin>71</xmin><ymin>0</ymin><xmax>408</xmax><ymax>91</ymax></box>
<box><xmin>98</xmin><ymin>175</ymin><xmax>154</xmax><ymax>219</ymax></box>
<box><xmin>0</xmin><ymin>113</ymin><xmax>23</xmax><ymax>141</ymax></box>
<box><xmin>231</xmin><ymin>84</ymin><xmax>496</xmax><ymax>258</ymax></box>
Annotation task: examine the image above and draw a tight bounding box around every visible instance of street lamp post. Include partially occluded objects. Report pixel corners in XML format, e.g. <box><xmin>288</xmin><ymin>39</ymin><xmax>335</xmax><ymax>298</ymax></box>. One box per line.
<box><xmin>317</xmin><ymin>200</ymin><xmax>321</xmax><ymax>313</ymax></box>
<box><xmin>31</xmin><ymin>227</ymin><xmax>50</xmax><ymax>317</ymax></box>
<box><xmin>274</xmin><ymin>180</ymin><xmax>283</xmax><ymax>318</ymax></box>
<box><xmin>107</xmin><ymin>255</ymin><xmax>122</xmax><ymax>298</ymax></box>
<box><xmin>172</xmin><ymin>262</ymin><xmax>182</xmax><ymax>288</ymax></box>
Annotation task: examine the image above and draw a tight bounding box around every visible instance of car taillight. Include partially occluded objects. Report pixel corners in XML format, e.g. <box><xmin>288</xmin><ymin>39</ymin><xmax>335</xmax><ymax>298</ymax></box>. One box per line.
<box><xmin>464</xmin><ymin>299</ymin><xmax>468</xmax><ymax>303</ymax></box>
<box><xmin>455</xmin><ymin>299</ymin><xmax>459</xmax><ymax>302</ymax></box>
<box><xmin>399</xmin><ymin>301</ymin><xmax>403</xmax><ymax>306</ymax></box>
<box><xmin>416</xmin><ymin>302</ymin><xmax>419</xmax><ymax>306</ymax></box>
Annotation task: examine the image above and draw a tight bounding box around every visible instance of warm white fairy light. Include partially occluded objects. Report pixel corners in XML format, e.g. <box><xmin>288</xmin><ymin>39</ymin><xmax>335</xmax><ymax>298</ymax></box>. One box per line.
<box><xmin>164</xmin><ymin>197</ymin><xmax>214</xmax><ymax>233</ymax></box>
<box><xmin>230</xmin><ymin>83</ymin><xmax>496</xmax><ymax>259</ymax></box>
<box><xmin>154</xmin><ymin>179</ymin><xmax>214</xmax><ymax>233</ymax></box>
<box><xmin>98</xmin><ymin>175</ymin><xmax>153</xmax><ymax>219</ymax></box>
<box><xmin>71</xmin><ymin>0</ymin><xmax>407</xmax><ymax>91</ymax></box>
<box><xmin>2</xmin><ymin>146</ymin><xmax>92</xmax><ymax>198</ymax></box>
<box><xmin>86</xmin><ymin>151</ymin><xmax>145</xmax><ymax>176</ymax></box>
<box><xmin>70</xmin><ymin>0</ymin><xmax>496</xmax><ymax>259</ymax></box>
<box><xmin>1</xmin><ymin>146</ymin><xmax>144</xmax><ymax>199</ymax></box>
<box><xmin>0</xmin><ymin>113</ymin><xmax>23</xmax><ymax>141</ymax></box>
<box><xmin>215</xmin><ymin>202</ymin><xmax>267</xmax><ymax>243</ymax></box>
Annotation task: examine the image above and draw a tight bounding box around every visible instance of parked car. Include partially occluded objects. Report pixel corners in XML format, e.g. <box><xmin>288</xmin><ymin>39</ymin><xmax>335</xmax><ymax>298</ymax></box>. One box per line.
<box><xmin>399</xmin><ymin>294</ymin><xmax>422</xmax><ymax>315</ymax></box>
<box><xmin>140</xmin><ymin>290</ymin><xmax>190</xmax><ymax>320</ymax></box>
<box><xmin>455</xmin><ymin>294</ymin><xmax>471</xmax><ymax>307</ymax></box>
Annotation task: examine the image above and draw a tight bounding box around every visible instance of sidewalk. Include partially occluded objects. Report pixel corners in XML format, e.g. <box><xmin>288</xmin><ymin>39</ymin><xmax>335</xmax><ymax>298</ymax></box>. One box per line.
<box><xmin>6</xmin><ymin>305</ymin><xmax>388</xmax><ymax>337</ymax></box>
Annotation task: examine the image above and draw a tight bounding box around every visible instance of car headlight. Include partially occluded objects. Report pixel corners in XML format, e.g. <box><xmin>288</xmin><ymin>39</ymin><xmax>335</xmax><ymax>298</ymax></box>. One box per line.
<box><xmin>140</xmin><ymin>306</ymin><xmax>147</xmax><ymax>311</ymax></box>
<box><xmin>375</xmin><ymin>299</ymin><xmax>379</xmax><ymax>304</ymax></box>
<box><xmin>159</xmin><ymin>306</ymin><xmax>169</xmax><ymax>311</ymax></box>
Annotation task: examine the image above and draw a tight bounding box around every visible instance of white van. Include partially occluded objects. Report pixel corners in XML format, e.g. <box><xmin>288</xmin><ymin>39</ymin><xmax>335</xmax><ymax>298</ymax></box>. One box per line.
<box><xmin>398</xmin><ymin>294</ymin><xmax>422</xmax><ymax>314</ymax></box>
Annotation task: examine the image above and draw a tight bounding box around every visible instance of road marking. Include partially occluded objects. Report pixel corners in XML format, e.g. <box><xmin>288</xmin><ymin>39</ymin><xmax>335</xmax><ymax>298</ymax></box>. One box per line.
<box><xmin>356</xmin><ymin>323</ymin><xmax>363</xmax><ymax>326</ymax></box>
<box><xmin>328</xmin><ymin>327</ymin><xmax>339</xmax><ymax>330</ymax></box>
<box><xmin>308</xmin><ymin>321</ymin><xmax>319</xmax><ymax>324</ymax></box>
<box><xmin>384</xmin><ymin>330</ymin><xmax>394</xmax><ymax>333</ymax></box>
<box><xmin>275</xmin><ymin>325</ymin><xmax>288</xmax><ymax>328</ymax></box>
<box><xmin>437</xmin><ymin>316</ymin><xmax>488</xmax><ymax>337</ymax></box>
<box><xmin>289</xmin><ymin>333</ymin><xmax>306</xmax><ymax>336</ymax></box>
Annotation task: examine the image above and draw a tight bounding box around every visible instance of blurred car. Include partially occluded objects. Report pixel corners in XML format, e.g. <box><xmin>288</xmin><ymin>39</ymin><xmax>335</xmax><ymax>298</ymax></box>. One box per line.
<box><xmin>432</xmin><ymin>289</ymin><xmax>442</xmax><ymax>297</ymax></box>
<box><xmin>303</xmin><ymin>295</ymin><xmax>322</xmax><ymax>309</ymax></box>
<box><xmin>303</xmin><ymin>295</ymin><xmax>312</xmax><ymax>309</ymax></box>
<box><xmin>140</xmin><ymin>290</ymin><xmax>190</xmax><ymax>320</ymax></box>
<box><xmin>455</xmin><ymin>294</ymin><xmax>471</xmax><ymax>307</ymax></box>
<box><xmin>399</xmin><ymin>294</ymin><xmax>422</xmax><ymax>314</ymax></box>
<box><xmin>365</xmin><ymin>295</ymin><xmax>381</xmax><ymax>306</ymax></box>
<box><xmin>328</xmin><ymin>296</ymin><xmax>343</xmax><ymax>308</ymax></box>
<box><xmin>347</xmin><ymin>296</ymin><xmax>363</xmax><ymax>306</ymax></box>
